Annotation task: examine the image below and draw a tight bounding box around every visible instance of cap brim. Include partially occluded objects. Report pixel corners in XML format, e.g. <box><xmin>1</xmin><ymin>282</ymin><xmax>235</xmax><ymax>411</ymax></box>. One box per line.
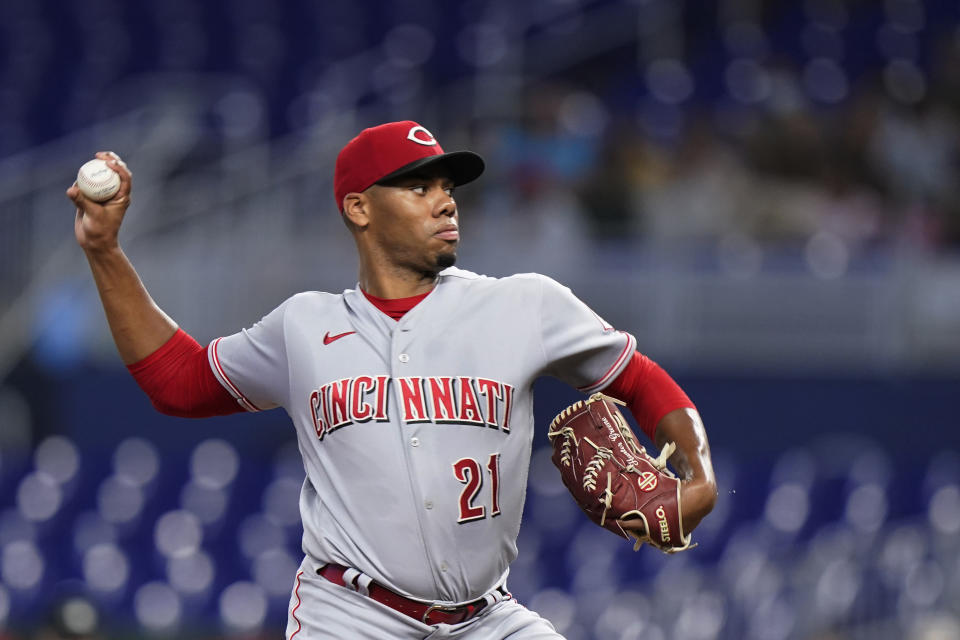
<box><xmin>376</xmin><ymin>151</ymin><xmax>485</xmax><ymax>188</ymax></box>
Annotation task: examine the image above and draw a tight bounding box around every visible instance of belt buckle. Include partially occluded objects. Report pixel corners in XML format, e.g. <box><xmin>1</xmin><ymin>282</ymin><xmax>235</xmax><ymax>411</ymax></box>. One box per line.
<box><xmin>421</xmin><ymin>603</ymin><xmax>466</xmax><ymax>625</ymax></box>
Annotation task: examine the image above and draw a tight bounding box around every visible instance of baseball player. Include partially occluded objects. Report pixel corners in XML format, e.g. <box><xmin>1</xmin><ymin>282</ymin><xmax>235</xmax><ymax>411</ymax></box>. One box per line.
<box><xmin>67</xmin><ymin>122</ymin><xmax>717</xmax><ymax>639</ymax></box>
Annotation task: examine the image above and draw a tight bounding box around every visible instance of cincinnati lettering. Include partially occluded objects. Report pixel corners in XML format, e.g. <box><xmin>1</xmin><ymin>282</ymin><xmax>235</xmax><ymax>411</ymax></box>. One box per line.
<box><xmin>309</xmin><ymin>375</ymin><xmax>515</xmax><ymax>440</ymax></box>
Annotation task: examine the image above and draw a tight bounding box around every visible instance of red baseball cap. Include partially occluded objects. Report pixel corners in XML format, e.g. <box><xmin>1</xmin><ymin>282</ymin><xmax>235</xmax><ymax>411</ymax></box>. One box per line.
<box><xmin>334</xmin><ymin>121</ymin><xmax>485</xmax><ymax>211</ymax></box>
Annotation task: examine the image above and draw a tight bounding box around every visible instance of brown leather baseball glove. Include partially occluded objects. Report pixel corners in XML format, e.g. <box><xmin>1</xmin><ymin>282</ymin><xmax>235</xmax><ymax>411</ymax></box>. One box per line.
<box><xmin>547</xmin><ymin>393</ymin><xmax>694</xmax><ymax>553</ymax></box>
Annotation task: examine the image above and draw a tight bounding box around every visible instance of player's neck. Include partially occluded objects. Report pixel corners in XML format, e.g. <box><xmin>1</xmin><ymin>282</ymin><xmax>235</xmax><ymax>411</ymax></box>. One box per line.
<box><xmin>358</xmin><ymin>263</ymin><xmax>438</xmax><ymax>299</ymax></box>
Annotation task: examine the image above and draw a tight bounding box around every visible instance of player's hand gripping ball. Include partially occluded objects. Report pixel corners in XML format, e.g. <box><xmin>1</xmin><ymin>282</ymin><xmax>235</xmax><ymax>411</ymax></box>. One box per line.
<box><xmin>76</xmin><ymin>158</ymin><xmax>121</xmax><ymax>202</ymax></box>
<box><xmin>548</xmin><ymin>393</ymin><xmax>694</xmax><ymax>553</ymax></box>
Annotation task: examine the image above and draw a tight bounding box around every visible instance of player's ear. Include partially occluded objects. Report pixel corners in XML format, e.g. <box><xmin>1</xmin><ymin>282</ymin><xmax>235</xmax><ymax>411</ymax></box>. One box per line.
<box><xmin>341</xmin><ymin>193</ymin><xmax>370</xmax><ymax>229</ymax></box>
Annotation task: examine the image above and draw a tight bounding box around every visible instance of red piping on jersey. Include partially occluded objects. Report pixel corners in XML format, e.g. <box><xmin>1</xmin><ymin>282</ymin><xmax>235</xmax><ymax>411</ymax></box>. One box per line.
<box><xmin>604</xmin><ymin>351</ymin><xmax>695</xmax><ymax>441</ymax></box>
<box><xmin>289</xmin><ymin>570</ymin><xmax>304</xmax><ymax>638</ymax></box>
<box><xmin>577</xmin><ymin>332</ymin><xmax>634</xmax><ymax>393</ymax></box>
<box><xmin>210</xmin><ymin>337</ymin><xmax>262</xmax><ymax>412</ymax></box>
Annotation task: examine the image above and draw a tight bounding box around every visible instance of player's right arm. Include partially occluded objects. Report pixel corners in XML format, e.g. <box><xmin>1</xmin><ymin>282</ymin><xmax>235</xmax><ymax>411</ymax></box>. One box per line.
<box><xmin>67</xmin><ymin>152</ymin><xmax>243</xmax><ymax>418</ymax></box>
<box><xmin>67</xmin><ymin>151</ymin><xmax>178</xmax><ymax>364</ymax></box>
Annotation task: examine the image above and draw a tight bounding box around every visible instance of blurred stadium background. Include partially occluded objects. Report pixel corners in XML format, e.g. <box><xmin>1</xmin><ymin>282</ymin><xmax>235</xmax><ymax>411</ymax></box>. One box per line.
<box><xmin>1</xmin><ymin>0</ymin><xmax>959</xmax><ymax>638</ymax></box>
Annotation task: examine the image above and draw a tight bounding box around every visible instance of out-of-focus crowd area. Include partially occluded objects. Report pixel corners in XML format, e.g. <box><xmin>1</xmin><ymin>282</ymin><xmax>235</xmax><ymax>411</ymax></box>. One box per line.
<box><xmin>460</xmin><ymin>0</ymin><xmax>960</xmax><ymax>279</ymax></box>
<box><xmin>1</xmin><ymin>0</ymin><xmax>959</xmax><ymax>638</ymax></box>
<box><xmin>491</xmin><ymin>59</ymin><xmax>960</xmax><ymax>253</ymax></box>
<box><xmin>4</xmin><ymin>0</ymin><xmax>960</xmax><ymax>254</ymax></box>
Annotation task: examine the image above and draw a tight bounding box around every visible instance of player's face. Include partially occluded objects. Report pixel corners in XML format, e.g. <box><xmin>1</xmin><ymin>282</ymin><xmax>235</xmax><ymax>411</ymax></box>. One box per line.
<box><xmin>365</xmin><ymin>171</ymin><xmax>459</xmax><ymax>275</ymax></box>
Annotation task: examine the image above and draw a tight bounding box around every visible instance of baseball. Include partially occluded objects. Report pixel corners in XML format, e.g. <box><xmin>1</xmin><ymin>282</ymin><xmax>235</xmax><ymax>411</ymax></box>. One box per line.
<box><xmin>76</xmin><ymin>158</ymin><xmax>121</xmax><ymax>202</ymax></box>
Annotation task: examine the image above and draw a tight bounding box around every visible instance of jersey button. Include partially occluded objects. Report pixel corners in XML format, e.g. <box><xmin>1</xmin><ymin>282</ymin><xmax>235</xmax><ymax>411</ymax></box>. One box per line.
<box><xmin>424</xmin><ymin>500</ymin><xmax>433</xmax><ymax>510</ymax></box>
<box><xmin>410</xmin><ymin>437</ymin><xmax>420</xmax><ymax>447</ymax></box>
<box><xmin>440</xmin><ymin>562</ymin><xmax>448</xmax><ymax>572</ymax></box>
<box><xmin>398</xmin><ymin>353</ymin><xmax>410</xmax><ymax>363</ymax></box>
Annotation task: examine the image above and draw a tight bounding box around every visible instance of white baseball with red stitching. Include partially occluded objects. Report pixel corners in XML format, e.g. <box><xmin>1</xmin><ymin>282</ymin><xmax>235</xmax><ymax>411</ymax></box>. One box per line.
<box><xmin>76</xmin><ymin>158</ymin><xmax>121</xmax><ymax>202</ymax></box>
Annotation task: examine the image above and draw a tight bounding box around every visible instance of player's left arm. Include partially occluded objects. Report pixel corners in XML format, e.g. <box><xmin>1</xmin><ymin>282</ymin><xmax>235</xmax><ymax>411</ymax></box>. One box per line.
<box><xmin>604</xmin><ymin>352</ymin><xmax>717</xmax><ymax>533</ymax></box>
<box><xmin>533</xmin><ymin>275</ymin><xmax>717</xmax><ymax>529</ymax></box>
<box><xmin>651</xmin><ymin>407</ymin><xmax>716</xmax><ymax>532</ymax></box>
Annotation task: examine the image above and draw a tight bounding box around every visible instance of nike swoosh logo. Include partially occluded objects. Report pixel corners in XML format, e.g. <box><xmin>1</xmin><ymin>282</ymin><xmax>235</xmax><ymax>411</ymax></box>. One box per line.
<box><xmin>323</xmin><ymin>330</ymin><xmax>356</xmax><ymax>345</ymax></box>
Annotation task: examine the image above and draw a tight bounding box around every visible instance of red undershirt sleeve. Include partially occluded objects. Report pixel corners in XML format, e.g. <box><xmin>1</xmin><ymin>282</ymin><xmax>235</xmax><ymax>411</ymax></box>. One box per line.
<box><xmin>127</xmin><ymin>329</ymin><xmax>243</xmax><ymax>418</ymax></box>
<box><xmin>603</xmin><ymin>351</ymin><xmax>695</xmax><ymax>442</ymax></box>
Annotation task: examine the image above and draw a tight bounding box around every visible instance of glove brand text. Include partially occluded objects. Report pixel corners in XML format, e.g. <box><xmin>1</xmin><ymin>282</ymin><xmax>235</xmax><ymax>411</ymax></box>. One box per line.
<box><xmin>656</xmin><ymin>505</ymin><xmax>671</xmax><ymax>542</ymax></box>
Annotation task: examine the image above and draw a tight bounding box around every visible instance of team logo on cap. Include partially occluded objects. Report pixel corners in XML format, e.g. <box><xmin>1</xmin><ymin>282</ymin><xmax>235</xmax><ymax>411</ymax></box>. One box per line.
<box><xmin>407</xmin><ymin>125</ymin><xmax>438</xmax><ymax>146</ymax></box>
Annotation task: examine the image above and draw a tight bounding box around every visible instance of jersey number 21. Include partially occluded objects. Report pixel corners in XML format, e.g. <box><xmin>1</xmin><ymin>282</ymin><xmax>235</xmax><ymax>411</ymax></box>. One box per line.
<box><xmin>452</xmin><ymin>453</ymin><xmax>501</xmax><ymax>523</ymax></box>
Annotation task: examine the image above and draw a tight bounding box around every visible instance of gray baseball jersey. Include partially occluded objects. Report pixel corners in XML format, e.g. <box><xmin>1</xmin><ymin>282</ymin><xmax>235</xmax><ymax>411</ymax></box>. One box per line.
<box><xmin>208</xmin><ymin>267</ymin><xmax>635</xmax><ymax>605</ymax></box>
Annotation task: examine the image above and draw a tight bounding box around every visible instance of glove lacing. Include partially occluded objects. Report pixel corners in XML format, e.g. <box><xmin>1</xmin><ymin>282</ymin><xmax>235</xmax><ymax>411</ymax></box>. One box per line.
<box><xmin>599</xmin><ymin>472</ymin><xmax>613</xmax><ymax>526</ymax></box>
<box><xmin>581</xmin><ymin>437</ymin><xmax>613</xmax><ymax>492</ymax></box>
<box><xmin>546</xmin><ymin>426</ymin><xmax>578</xmax><ymax>467</ymax></box>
